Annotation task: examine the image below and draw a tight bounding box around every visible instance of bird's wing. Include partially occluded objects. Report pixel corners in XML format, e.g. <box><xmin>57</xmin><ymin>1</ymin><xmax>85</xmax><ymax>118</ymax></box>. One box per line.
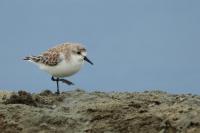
<box><xmin>39</xmin><ymin>49</ymin><xmax>62</xmax><ymax>66</ymax></box>
<box><xmin>24</xmin><ymin>48</ymin><xmax>62</xmax><ymax>66</ymax></box>
<box><xmin>24</xmin><ymin>43</ymin><xmax>71</xmax><ymax>66</ymax></box>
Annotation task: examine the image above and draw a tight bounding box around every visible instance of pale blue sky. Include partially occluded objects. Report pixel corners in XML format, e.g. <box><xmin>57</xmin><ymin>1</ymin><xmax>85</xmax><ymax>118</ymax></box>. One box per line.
<box><xmin>0</xmin><ymin>0</ymin><xmax>200</xmax><ymax>94</ymax></box>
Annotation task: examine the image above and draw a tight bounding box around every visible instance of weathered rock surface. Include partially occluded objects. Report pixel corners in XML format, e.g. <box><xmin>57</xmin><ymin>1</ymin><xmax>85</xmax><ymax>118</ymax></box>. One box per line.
<box><xmin>0</xmin><ymin>89</ymin><xmax>200</xmax><ymax>133</ymax></box>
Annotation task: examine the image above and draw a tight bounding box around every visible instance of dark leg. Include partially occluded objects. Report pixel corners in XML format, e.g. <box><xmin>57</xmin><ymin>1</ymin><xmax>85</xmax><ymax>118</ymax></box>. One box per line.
<box><xmin>56</xmin><ymin>78</ymin><xmax>60</xmax><ymax>94</ymax></box>
<box><xmin>51</xmin><ymin>76</ymin><xmax>60</xmax><ymax>94</ymax></box>
<box><xmin>51</xmin><ymin>76</ymin><xmax>74</xmax><ymax>94</ymax></box>
<box><xmin>59</xmin><ymin>78</ymin><xmax>74</xmax><ymax>85</ymax></box>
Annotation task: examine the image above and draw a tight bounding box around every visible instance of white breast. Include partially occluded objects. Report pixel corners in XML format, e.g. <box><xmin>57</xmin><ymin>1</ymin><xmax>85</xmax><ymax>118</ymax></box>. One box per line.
<box><xmin>39</xmin><ymin>56</ymin><xmax>84</xmax><ymax>78</ymax></box>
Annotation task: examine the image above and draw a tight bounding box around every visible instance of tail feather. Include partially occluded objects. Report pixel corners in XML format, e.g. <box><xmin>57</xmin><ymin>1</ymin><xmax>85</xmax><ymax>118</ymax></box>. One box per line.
<box><xmin>23</xmin><ymin>56</ymin><xmax>41</xmax><ymax>63</ymax></box>
<box><xmin>23</xmin><ymin>56</ymin><xmax>31</xmax><ymax>60</ymax></box>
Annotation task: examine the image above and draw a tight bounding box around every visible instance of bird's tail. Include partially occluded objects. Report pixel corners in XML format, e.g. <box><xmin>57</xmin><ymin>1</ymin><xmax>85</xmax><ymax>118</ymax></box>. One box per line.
<box><xmin>23</xmin><ymin>56</ymin><xmax>41</xmax><ymax>63</ymax></box>
<box><xmin>23</xmin><ymin>56</ymin><xmax>31</xmax><ymax>60</ymax></box>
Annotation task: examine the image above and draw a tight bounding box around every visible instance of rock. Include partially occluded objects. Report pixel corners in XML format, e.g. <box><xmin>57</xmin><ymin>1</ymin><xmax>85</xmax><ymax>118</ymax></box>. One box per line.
<box><xmin>0</xmin><ymin>89</ymin><xmax>200</xmax><ymax>133</ymax></box>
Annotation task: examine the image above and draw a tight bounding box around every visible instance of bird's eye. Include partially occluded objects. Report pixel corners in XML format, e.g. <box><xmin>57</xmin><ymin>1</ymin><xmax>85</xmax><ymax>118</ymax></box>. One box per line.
<box><xmin>77</xmin><ymin>51</ymin><xmax>81</xmax><ymax>55</ymax></box>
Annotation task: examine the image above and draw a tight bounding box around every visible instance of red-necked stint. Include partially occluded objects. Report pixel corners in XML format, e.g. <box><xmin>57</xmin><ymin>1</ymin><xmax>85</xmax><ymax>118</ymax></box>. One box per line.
<box><xmin>24</xmin><ymin>42</ymin><xmax>93</xmax><ymax>94</ymax></box>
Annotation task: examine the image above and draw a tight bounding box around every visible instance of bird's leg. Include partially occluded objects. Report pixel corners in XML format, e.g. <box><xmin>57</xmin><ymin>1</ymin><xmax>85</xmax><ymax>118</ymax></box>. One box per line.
<box><xmin>56</xmin><ymin>78</ymin><xmax>60</xmax><ymax>94</ymax></box>
<box><xmin>59</xmin><ymin>78</ymin><xmax>74</xmax><ymax>85</ymax></box>
<box><xmin>51</xmin><ymin>76</ymin><xmax>56</xmax><ymax>81</ymax></box>
<box><xmin>51</xmin><ymin>76</ymin><xmax>60</xmax><ymax>94</ymax></box>
<box><xmin>51</xmin><ymin>76</ymin><xmax>74</xmax><ymax>94</ymax></box>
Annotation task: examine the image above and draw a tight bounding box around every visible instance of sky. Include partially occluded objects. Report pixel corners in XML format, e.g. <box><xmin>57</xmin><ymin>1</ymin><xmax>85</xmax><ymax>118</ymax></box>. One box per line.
<box><xmin>0</xmin><ymin>0</ymin><xmax>200</xmax><ymax>94</ymax></box>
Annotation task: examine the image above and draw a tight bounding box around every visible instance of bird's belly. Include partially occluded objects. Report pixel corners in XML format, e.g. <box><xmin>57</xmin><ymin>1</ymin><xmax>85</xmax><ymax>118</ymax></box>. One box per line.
<box><xmin>40</xmin><ymin>60</ymin><xmax>83</xmax><ymax>77</ymax></box>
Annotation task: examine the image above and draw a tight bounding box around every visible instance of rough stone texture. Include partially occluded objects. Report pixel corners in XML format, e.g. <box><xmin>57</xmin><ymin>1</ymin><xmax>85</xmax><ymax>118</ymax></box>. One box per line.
<box><xmin>0</xmin><ymin>89</ymin><xmax>200</xmax><ymax>133</ymax></box>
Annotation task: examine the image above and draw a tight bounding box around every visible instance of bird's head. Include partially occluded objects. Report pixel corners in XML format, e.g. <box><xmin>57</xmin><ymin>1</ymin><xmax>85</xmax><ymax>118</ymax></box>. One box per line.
<box><xmin>70</xmin><ymin>44</ymin><xmax>93</xmax><ymax>65</ymax></box>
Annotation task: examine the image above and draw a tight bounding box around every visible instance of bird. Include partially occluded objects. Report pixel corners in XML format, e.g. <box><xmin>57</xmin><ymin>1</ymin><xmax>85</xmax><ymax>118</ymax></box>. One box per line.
<box><xmin>23</xmin><ymin>42</ymin><xmax>93</xmax><ymax>94</ymax></box>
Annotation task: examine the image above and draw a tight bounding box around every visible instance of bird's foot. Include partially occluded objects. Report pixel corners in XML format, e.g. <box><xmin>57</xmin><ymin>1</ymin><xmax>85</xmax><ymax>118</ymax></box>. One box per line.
<box><xmin>55</xmin><ymin>91</ymin><xmax>60</xmax><ymax>95</ymax></box>
<box><xmin>59</xmin><ymin>78</ymin><xmax>75</xmax><ymax>85</ymax></box>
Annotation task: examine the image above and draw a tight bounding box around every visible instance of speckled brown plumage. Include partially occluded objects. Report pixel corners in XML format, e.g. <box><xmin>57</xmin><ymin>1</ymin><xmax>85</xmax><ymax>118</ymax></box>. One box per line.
<box><xmin>24</xmin><ymin>42</ymin><xmax>85</xmax><ymax>66</ymax></box>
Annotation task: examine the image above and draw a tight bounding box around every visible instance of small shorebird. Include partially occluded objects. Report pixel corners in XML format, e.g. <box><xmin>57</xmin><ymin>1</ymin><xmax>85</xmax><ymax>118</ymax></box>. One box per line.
<box><xmin>24</xmin><ymin>42</ymin><xmax>93</xmax><ymax>94</ymax></box>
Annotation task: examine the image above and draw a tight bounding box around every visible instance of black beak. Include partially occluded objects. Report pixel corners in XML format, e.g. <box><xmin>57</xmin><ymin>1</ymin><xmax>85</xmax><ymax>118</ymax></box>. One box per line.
<box><xmin>84</xmin><ymin>56</ymin><xmax>93</xmax><ymax>65</ymax></box>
